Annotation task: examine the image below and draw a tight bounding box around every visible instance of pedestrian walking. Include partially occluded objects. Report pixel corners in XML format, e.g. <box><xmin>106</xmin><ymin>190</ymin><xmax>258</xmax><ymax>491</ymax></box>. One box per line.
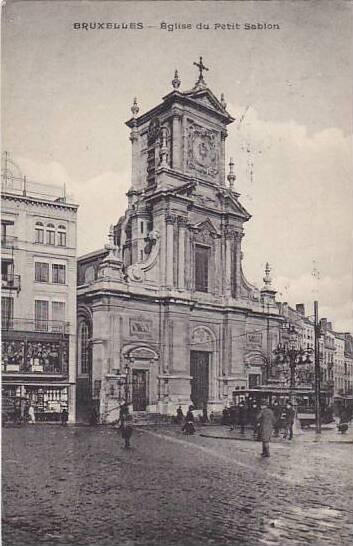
<box><xmin>117</xmin><ymin>404</ymin><xmax>133</xmax><ymax>448</ymax></box>
<box><xmin>283</xmin><ymin>401</ymin><xmax>295</xmax><ymax>440</ymax></box>
<box><xmin>257</xmin><ymin>402</ymin><xmax>276</xmax><ymax>457</ymax></box>
<box><xmin>229</xmin><ymin>404</ymin><xmax>237</xmax><ymax>431</ymax></box>
<box><xmin>238</xmin><ymin>401</ymin><xmax>247</xmax><ymax>434</ymax></box>
<box><xmin>222</xmin><ymin>405</ymin><xmax>230</xmax><ymax>426</ymax></box>
<box><xmin>27</xmin><ymin>403</ymin><xmax>35</xmax><ymax>424</ymax></box>
<box><xmin>175</xmin><ymin>405</ymin><xmax>184</xmax><ymax>425</ymax></box>
<box><xmin>272</xmin><ymin>400</ymin><xmax>282</xmax><ymax>437</ymax></box>
<box><xmin>250</xmin><ymin>402</ymin><xmax>260</xmax><ymax>438</ymax></box>
<box><xmin>182</xmin><ymin>405</ymin><xmax>195</xmax><ymax>435</ymax></box>
<box><xmin>61</xmin><ymin>408</ymin><xmax>69</xmax><ymax>426</ymax></box>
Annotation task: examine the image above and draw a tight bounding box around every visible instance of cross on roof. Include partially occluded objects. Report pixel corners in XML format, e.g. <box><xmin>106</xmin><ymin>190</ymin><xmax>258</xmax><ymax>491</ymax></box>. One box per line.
<box><xmin>193</xmin><ymin>56</ymin><xmax>209</xmax><ymax>80</ymax></box>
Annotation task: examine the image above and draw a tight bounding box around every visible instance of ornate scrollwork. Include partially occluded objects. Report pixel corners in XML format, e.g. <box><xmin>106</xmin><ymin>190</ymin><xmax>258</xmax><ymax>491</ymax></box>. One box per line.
<box><xmin>165</xmin><ymin>214</ymin><xmax>177</xmax><ymax>225</ymax></box>
<box><xmin>186</xmin><ymin>121</ymin><xmax>219</xmax><ymax>178</ymax></box>
<box><xmin>177</xmin><ymin>216</ymin><xmax>188</xmax><ymax>228</ymax></box>
<box><xmin>125</xmin><ymin>230</ymin><xmax>160</xmax><ymax>283</ymax></box>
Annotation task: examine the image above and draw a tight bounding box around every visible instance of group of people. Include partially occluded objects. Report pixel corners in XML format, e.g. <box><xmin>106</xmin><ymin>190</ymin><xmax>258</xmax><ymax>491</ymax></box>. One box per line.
<box><xmin>223</xmin><ymin>399</ymin><xmax>295</xmax><ymax>441</ymax></box>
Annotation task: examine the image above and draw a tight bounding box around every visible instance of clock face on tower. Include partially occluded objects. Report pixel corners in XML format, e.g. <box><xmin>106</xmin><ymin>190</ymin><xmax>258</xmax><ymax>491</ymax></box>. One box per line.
<box><xmin>187</xmin><ymin>121</ymin><xmax>219</xmax><ymax>178</ymax></box>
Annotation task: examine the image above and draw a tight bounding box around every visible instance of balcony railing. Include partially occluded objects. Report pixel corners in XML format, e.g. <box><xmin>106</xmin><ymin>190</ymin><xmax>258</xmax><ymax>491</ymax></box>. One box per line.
<box><xmin>1</xmin><ymin>235</ymin><xmax>18</xmax><ymax>249</ymax></box>
<box><xmin>1</xmin><ymin>318</ymin><xmax>70</xmax><ymax>335</ymax></box>
<box><xmin>1</xmin><ymin>273</ymin><xmax>21</xmax><ymax>291</ymax></box>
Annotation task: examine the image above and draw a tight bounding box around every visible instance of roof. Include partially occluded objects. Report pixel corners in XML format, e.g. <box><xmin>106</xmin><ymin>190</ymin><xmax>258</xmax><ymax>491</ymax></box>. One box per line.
<box><xmin>126</xmin><ymin>87</ymin><xmax>234</xmax><ymax>129</ymax></box>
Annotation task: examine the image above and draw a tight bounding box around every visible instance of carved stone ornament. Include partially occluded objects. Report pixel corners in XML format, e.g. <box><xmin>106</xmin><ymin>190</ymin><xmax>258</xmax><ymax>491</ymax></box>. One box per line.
<box><xmin>129</xmin><ymin>318</ymin><xmax>153</xmax><ymax>338</ymax></box>
<box><xmin>186</xmin><ymin>121</ymin><xmax>219</xmax><ymax>178</ymax></box>
<box><xmin>224</xmin><ymin>226</ymin><xmax>238</xmax><ymax>239</ymax></box>
<box><xmin>125</xmin><ymin>230</ymin><xmax>160</xmax><ymax>283</ymax></box>
<box><xmin>192</xmin><ymin>326</ymin><xmax>215</xmax><ymax>345</ymax></box>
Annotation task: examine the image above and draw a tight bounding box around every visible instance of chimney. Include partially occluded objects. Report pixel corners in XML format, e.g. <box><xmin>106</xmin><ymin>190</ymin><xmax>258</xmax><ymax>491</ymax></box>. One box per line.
<box><xmin>320</xmin><ymin>318</ymin><xmax>327</xmax><ymax>332</ymax></box>
<box><xmin>296</xmin><ymin>304</ymin><xmax>305</xmax><ymax>316</ymax></box>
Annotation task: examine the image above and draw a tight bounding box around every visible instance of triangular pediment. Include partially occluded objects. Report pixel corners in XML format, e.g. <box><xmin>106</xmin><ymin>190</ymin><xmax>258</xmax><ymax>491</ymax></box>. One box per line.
<box><xmin>193</xmin><ymin>218</ymin><xmax>219</xmax><ymax>235</ymax></box>
<box><xmin>219</xmin><ymin>190</ymin><xmax>251</xmax><ymax>221</ymax></box>
<box><xmin>186</xmin><ymin>88</ymin><xmax>227</xmax><ymax>113</ymax></box>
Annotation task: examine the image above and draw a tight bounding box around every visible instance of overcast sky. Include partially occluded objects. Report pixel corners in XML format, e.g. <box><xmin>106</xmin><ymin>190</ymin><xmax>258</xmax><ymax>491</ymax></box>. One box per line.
<box><xmin>2</xmin><ymin>0</ymin><xmax>353</xmax><ymax>330</ymax></box>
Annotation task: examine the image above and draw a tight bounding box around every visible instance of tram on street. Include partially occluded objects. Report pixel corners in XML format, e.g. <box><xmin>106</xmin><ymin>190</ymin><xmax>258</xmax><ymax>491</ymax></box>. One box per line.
<box><xmin>232</xmin><ymin>385</ymin><xmax>334</xmax><ymax>428</ymax></box>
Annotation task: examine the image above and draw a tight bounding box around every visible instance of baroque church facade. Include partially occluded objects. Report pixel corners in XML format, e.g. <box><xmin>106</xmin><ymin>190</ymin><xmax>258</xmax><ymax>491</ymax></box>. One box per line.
<box><xmin>77</xmin><ymin>60</ymin><xmax>282</xmax><ymax>422</ymax></box>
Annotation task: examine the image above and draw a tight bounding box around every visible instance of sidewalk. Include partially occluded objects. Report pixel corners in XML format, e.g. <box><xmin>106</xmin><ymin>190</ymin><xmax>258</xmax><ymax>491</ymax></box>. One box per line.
<box><xmin>197</xmin><ymin>423</ymin><xmax>353</xmax><ymax>444</ymax></box>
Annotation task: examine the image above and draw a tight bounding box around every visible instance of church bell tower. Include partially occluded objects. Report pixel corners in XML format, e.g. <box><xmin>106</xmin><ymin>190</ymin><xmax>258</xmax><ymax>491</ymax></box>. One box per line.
<box><xmin>118</xmin><ymin>58</ymin><xmax>254</xmax><ymax>300</ymax></box>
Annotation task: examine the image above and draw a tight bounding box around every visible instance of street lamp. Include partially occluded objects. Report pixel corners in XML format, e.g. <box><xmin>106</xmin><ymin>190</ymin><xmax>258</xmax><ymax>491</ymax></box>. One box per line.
<box><xmin>273</xmin><ymin>324</ymin><xmax>314</xmax><ymax>403</ymax></box>
<box><xmin>124</xmin><ymin>362</ymin><xmax>130</xmax><ymax>405</ymax></box>
<box><xmin>117</xmin><ymin>361</ymin><xmax>131</xmax><ymax>406</ymax></box>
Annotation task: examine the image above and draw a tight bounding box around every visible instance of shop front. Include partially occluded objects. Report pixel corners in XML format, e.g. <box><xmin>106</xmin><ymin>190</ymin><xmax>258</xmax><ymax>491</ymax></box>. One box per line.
<box><xmin>2</xmin><ymin>383</ymin><xmax>69</xmax><ymax>423</ymax></box>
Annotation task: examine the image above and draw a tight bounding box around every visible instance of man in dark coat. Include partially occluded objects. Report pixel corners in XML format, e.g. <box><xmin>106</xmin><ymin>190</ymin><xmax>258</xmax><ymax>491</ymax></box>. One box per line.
<box><xmin>182</xmin><ymin>406</ymin><xmax>195</xmax><ymax>435</ymax></box>
<box><xmin>257</xmin><ymin>403</ymin><xmax>276</xmax><ymax>457</ymax></box>
<box><xmin>229</xmin><ymin>404</ymin><xmax>238</xmax><ymax>431</ymax></box>
<box><xmin>175</xmin><ymin>405</ymin><xmax>184</xmax><ymax>424</ymax></box>
<box><xmin>238</xmin><ymin>401</ymin><xmax>247</xmax><ymax>434</ymax></box>
<box><xmin>283</xmin><ymin>401</ymin><xmax>295</xmax><ymax>440</ymax></box>
<box><xmin>118</xmin><ymin>404</ymin><xmax>133</xmax><ymax>448</ymax></box>
<box><xmin>272</xmin><ymin>400</ymin><xmax>282</xmax><ymax>437</ymax></box>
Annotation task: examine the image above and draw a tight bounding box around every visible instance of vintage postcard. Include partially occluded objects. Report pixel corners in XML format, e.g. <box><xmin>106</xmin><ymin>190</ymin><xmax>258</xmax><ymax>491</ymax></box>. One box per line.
<box><xmin>2</xmin><ymin>1</ymin><xmax>353</xmax><ymax>545</ymax></box>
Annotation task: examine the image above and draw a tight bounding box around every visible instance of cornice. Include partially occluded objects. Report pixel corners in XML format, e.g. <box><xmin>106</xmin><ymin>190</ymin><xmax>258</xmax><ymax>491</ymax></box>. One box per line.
<box><xmin>1</xmin><ymin>192</ymin><xmax>79</xmax><ymax>211</ymax></box>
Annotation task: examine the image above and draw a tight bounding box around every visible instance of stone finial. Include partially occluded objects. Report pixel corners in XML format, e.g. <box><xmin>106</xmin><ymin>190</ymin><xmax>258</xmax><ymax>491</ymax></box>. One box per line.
<box><xmin>108</xmin><ymin>224</ymin><xmax>114</xmax><ymax>246</ymax></box>
<box><xmin>131</xmin><ymin>97</ymin><xmax>139</xmax><ymax>118</ymax></box>
<box><xmin>227</xmin><ymin>157</ymin><xmax>236</xmax><ymax>190</ymax></box>
<box><xmin>172</xmin><ymin>70</ymin><xmax>181</xmax><ymax>90</ymax></box>
<box><xmin>220</xmin><ymin>93</ymin><xmax>227</xmax><ymax>109</ymax></box>
<box><xmin>263</xmin><ymin>262</ymin><xmax>272</xmax><ymax>287</ymax></box>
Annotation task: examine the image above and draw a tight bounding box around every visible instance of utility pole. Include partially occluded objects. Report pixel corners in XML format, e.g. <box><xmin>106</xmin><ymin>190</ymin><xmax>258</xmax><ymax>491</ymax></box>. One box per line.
<box><xmin>314</xmin><ymin>300</ymin><xmax>322</xmax><ymax>434</ymax></box>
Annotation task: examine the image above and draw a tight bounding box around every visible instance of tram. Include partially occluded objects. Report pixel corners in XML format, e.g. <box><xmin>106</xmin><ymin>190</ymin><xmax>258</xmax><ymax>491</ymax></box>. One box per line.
<box><xmin>232</xmin><ymin>385</ymin><xmax>334</xmax><ymax>428</ymax></box>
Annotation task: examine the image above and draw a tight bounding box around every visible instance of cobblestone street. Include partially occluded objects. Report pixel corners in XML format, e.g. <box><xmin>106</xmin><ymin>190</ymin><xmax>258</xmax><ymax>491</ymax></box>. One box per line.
<box><xmin>2</xmin><ymin>424</ymin><xmax>353</xmax><ymax>546</ymax></box>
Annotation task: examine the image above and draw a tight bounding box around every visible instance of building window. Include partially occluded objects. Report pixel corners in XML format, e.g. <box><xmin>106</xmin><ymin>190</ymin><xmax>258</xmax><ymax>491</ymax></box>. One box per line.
<box><xmin>52</xmin><ymin>302</ymin><xmax>65</xmax><ymax>332</ymax></box>
<box><xmin>35</xmin><ymin>262</ymin><xmax>49</xmax><ymax>282</ymax></box>
<box><xmin>195</xmin><ymin>245</ymin><xmax>209</xmax><ymax>292</ymax></box>
<box><xmin>140</xmin><ymin>221</ymin><xmax>144</xmax><ymax>234</ymax></box>
<box><xmin>35</xmin><ymin>222</ymin><xmax>44</xmax><ymax>244</ymax></box>
<box><xmin>1</xmin><ymin>296</ymin><xmax>14</xmax><ymax>330</ymax></box>
<box><xmin>46</xmin><ymin>224</ymin><xmax>55</xmax><ymax>245</ymax></box>
<box><xmin>79</xmin><ymin>321</ymin><xmax>91</xmax><ymax>374</ymax></box>
<box><xmin>52</xmin><ymin>264</ymin><xmax>66</xmax><ymax>284</ymax></box>
<box><xmin>35</xmin><ymin>300</ymin><xmax>49</xmax><ymax>332</ymax></box>
<box><xmin>57</xmin><ymin>225</ymin><xmax>67</xmax><ymax>247</ymax></box>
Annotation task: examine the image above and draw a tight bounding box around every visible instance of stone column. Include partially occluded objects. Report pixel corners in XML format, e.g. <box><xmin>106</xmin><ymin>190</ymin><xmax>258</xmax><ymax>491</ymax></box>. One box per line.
<box><xmin>130</xmin><ymin>126</ymin><xmax>140</xmax><ymax>189</ymax></box>
<box><xmin>234</xmin><ymin>232</ymin><xmax>243</xmax><ymax>299</ymax></box>
<box><xmin>166</xmin><ymin>214</ymin><xmax>176</xmax><ymax>288</ymax></box>
<box><xmin>224</xmin><ymin>228</ymin><xmax>233</xmax><ymax>296</ymax></box>
<box><xmin>177</xmin><ymin>216</ymin><xmax>187</xmax><ymax>290</ymax></box>
<box><xmin>172</xmin><ymin>108</ymin><xmax>183</xmax><ymax>170</ymax></box>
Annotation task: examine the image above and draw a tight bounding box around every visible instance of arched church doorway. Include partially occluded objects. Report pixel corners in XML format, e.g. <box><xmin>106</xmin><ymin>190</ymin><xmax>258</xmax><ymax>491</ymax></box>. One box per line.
<box><xmin>190</xmin><ymin>351</ymin><xmax>210</xmax><ymax>409</ymax></box>
<box><xmin>190</xmin><ymin>326</ymin><xmax>216</xmax><ymax>409</ymax></box>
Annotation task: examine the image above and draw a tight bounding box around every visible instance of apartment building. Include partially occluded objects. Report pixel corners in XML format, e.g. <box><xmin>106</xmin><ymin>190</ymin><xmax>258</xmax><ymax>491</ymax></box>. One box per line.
<box><xmin>1</xmin><ymin>173</ymin><xmax>78</xmax><ymax>423</ymax></box>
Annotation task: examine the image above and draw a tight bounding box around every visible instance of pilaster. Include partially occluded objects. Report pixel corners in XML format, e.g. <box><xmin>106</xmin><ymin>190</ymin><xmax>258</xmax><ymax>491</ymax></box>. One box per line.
<box><xmin>171</xmin><ymin>108</ymin><xmax>183</xmax><ymax>171</ymax></box>
<box><xmin>177</xmin><ymin>216</ymin><xmax>187</xmax><ymax>290</ymax></box>
<box><xmin>166</xmin><ymin>213</ymin><xmax>177</xmax><ymax>288</ymax></box>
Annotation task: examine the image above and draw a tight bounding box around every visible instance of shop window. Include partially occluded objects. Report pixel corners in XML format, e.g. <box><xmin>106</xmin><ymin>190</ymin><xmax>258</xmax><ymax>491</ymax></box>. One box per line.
<box><xmin>52</xmin><ymin>264</ymin><xmax>66</xmax><ymax>284</ymax></box>
<box><xmin>35</xmin><ymin>222</ymin><xmax>44</xmax><ymax>244</ymax></box>
<box><xmin>1</xmin><ymin>296</ymin><xmax>13</xmax><ymax>330</ymax></box>
<box><xmin>57</xmin><ymin>225</ymin><xmax>67</xmax><ymax>247</ymax></box>
<box><xmin>35</xmin><ymin>300</ymin><xmax>49</xmax><ymax>332</ymax></box>
<box><xmin>195</xmin><ymin>244</ymin><xmax>209</xmax><ymax>292</ymax></box>
<box><xmin>46</xmin><ymin>223</ymin><xmax>55</xmax><ymax>245</ymax></box>
<box><xmin>35</xmin><ymin>262</ymin><xmax>49</xmax><ymax>282</ymax></box>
